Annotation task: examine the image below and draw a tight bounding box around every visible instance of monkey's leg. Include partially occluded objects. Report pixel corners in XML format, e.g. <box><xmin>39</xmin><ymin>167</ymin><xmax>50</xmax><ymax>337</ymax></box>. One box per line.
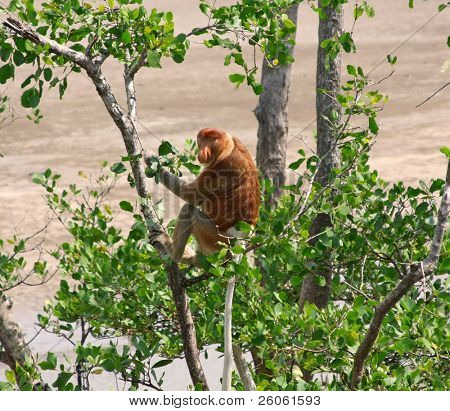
<box><xmin>191</xmin><ymin>209</ymin><xmax>227</xmax><ymax>256</ymax></box>
<box><xmin>172</xmin><ymin>203</ymin><xmax>197</xmax><ymax>263</ymax></box>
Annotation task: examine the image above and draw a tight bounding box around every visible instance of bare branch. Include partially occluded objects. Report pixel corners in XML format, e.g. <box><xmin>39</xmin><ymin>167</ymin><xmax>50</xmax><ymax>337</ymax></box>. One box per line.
<box><xmin>222</xmin><ymin>276</ymin><xmax>236</xmax><ymax>391</ymax></box>
<box><xmin>416</xmin><ymin>82</ymin><xmax>450</xmax><ymax>108</ymax></box>
<box><xmin>351</xmin><ymin>160</ymin><xmax>450</xmax><ymax>389</ymax></box>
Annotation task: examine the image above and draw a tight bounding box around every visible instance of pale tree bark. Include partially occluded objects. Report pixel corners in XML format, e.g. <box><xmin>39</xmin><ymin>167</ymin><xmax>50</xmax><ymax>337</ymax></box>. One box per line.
<box><xmin>255</xmin><ymin>5</ymin><xmax>299</xmax><ymax>206</ymax></box>
<box><xmin>3</xmin><ymin>17</ymin><xmax>209</xmax><ymax>390</ymax></box>
<box><xmin>232</xmin><ymin>344</ymin><xmax>256</xmax><ymax>391</ymax></box>
<box><xmin>221</xmin><ymin>277</ymin><xmax>236</xmax><ymax>391</ymax></box>
<box><xmin>299</xmin><ymin>2</ymin><xmax>343</xmax><ymax>311</ymax></box>
<box><xmin>351</xmin><ymin>160</ymin><xmax>450</xmax><ymax>389</ymax></box>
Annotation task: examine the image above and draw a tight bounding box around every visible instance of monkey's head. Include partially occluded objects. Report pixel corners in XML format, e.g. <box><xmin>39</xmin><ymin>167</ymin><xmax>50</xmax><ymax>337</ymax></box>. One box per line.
<box><xmin>197</xmin><ymin>128</ymin><xmax>234</xmax><ymax>166</ymax></box>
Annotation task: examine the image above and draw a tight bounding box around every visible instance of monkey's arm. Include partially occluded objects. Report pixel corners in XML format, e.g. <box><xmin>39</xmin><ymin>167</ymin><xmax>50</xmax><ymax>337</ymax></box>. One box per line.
<box><xmin>159</xmin><ymin>169</ymin><xmax>202</xmax><ymax>205</ymax></box>
<box><xmin>144</xmin><ymin>153</ymin><xmax>203</xmax><ymax>205</ymax></box>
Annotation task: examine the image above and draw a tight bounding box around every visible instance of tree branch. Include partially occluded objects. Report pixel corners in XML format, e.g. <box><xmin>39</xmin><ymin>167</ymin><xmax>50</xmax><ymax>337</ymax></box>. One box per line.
<box><xmin>183</xmin><ymin>272</ymin><xmax>212</xmax><ymax>288</ymax></box>
<box><xmin>127</xmin><ymin>49</ymin><xmax>148</xmax><ymax>79</ymax></box>
<box><xmin>222</xmin><ymin>276</ymin><xmax>236</xmax><ymax>391</ymax></box>
<box><xmin>232</xmin><ymin>344</ymin><xmax>256</xmax><ymax>391</ymax></box>
<box><xmin>0</xmin><ymin>295</ymin><xmax>33</xmax><ymax>373</ymax></box>
<box><xmin>2</xmin><ymin>17</ymin><xmax>89</xmax><ymax>69</ymax></box>
<box><xmin>351</xmin><ymin>159</ymin><xmax>450</xmax><ymax>389</ymax></box>
<box><xmin>416</xmin><ymin>82</ymin><xmax>450</xmax><ymax>108</ymax></box>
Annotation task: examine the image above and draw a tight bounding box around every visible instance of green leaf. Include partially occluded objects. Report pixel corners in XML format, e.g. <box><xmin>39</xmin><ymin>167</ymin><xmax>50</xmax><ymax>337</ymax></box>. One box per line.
<box><xmin>52</xmin><ymin>372</ymin><xmax>73</xmax><ymax>389</ymax></box>
<box><xmin>43</xmin><ymin>68</ymin><xmax>52</xmax><ymax>82</ymax></box>
<box><xmin>0</xmin><ymin>43</ymin><xmax>13</xmax><ymax>62</ymax></box>
<box><xmin>289</xmin><ymin>158</ymin><xmax>305</xmax><ymax>170</ymax></box>
<box><xmin>439</xmin><ymin>256</ymin><xmax>450</xmax><ymax>272</ymax></box>
<box><xmin>313</xmin><ymin>275</ymin><xmax>326</xmax><ymax>287</ymax></box>
<box><xmin>5</xmin><ymin>370</ymin><xmax>16</xmax><ymax>385</ymax></box>
<box><xmin>282</xmin><ymin>17</ymin><xmax>296</xmax><ymax>33</ymax></box>
<box><xmin>172</xmin><ymin>52</ymin><xmax>185</xmax><ymax>64</ymax></box>
<box><xmin>393</xmin><ymin>337</ymin><xmax>415</xmax><ymax>354</ymax></box>
<box><xmin>303</xmin><ymin>247</ymin><xmax>320</xmax><ymax>258</ymax></box>
<box><xmin>121</xmin><ymin>30</ymin><xmax>132</xmax><ymax>44</ymax></box>
<box><xmin>110</xmin><ymin>162</ymin><xmax>127</xmax><ymax>174</ymax></box>
<box><xmin>152</xmin><ymin>359</ymin><xmax>172</xmax><ymax>369</ymax></box>
<box><xmin>252</xmin><ymin>82</ymin><xmax>264</xmax><ymax>95</ymax></box>
<box><xmin>339</xmin><ymin>32</ymin><xmax>355</xmax><ymax>53</ymax></box>
<box><xmin>13</xmin><ymin>51</ymin><xmax>24</xmax><ymax>66</ymax></box>
<box><xmin>158</xmin><ymin>141</ymin><xmax>174</xmax><ymax>156</ymax></box>
<box><xmin>291</xmin><ymin>276</ymin><xmax>302</xmax><ymax>287</ymax></box>
<box><xmin>31</xmin><ymin>172</ymin><xmax>46</xmax><ymax>185</ymax></box>
<box><xmin>235</xmin><ymin>221</ymin><xmax>252</xmax><ymax>233</ymax></box>
<box><xmin>439</xmin><ymin>146</ymin><xmax>450</xmax><ymax>158</ymax></box>
<box><xmin>347</xmin><ymin>64</ymin><xmax>357</xmax><ymax>77</ymax></box>
<box><xmin>369</xmin><ymin>116</ymin><xmax>379</xmax><ymax>134</ymax></box>
<box><xmin>39</xmin><ymin>352</ymin><xmax>57</xmax><ymax>370</ymax></box>
<box><xmin>430</xmin><ymin>178</ymin><xmax>445</xmax><ymax>192</ymax></box>
<box><xmin>21</xmin><ymin>88</ymin><xmax>40</xmax><ymax>108</ymax></box>
<box><xmin>337</xmin><ymin>204</ymin><xmax>351</xmax><ymax>217</ymax></box>
<box><xmin>119</xmin><ymin>201</ymin><xmax>134</xmax><ymax>212</ymax></box>
<box><xmin>147</xmin><ymin>51</ymin><xmax>161</xmax><ymax>68</ymax></box>
<box><xmin>0</xmin><ymin>63</ymin><xmax>14</xmax><ymax>84</ymax></box>
<box><xmin>229</xmin><ymin>73</ymin><xmax>246</xmax><ymax>86</ymax></box>
<box><xmin>387</xmin><ymin>54</ymin><xmax>398</xmax><ymax>65</ymax></box>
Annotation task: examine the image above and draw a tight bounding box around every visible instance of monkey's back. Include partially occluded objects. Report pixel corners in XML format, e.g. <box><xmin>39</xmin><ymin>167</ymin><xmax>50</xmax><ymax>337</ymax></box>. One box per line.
<box><xmin>198</xmin><ymin>137</ymin><xmax>260</xmax><ymax>231</ymax></box>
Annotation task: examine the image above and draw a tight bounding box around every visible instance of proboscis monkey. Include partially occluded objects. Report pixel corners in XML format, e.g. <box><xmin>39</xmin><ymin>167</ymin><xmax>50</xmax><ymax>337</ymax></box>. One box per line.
<box><xmin>146</xmin><ymin>128</ymin><xmax>260</xmax><ymax>266</ymax></box>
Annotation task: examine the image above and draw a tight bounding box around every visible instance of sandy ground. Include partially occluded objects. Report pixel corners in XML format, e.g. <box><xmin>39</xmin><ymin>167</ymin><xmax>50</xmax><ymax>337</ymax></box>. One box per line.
<box><xmin>0</xmin><ymin>0</ymin><xmax>449</xmax><ymax>390</ymax></box>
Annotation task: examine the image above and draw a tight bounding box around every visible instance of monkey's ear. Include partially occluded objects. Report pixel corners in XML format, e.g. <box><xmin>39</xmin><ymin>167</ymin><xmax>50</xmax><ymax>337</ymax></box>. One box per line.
<box><xmin>198</xmin><ymin>146</ymin><xmax>211</xmax><ymax>164</ymax></box>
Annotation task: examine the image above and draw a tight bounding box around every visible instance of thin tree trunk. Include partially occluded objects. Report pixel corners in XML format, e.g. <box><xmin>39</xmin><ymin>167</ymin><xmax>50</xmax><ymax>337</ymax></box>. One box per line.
<box><xmin>91</xmin><ymin>63</ymin><xmax>209</xmax><ymax>391</ymax></box>
<box><xmin>255</xmin><ymin>5</ymin><xmax>299</xmax><ymax>206</ymax></box>
<box><xmin>167</xmin><ymin>265</ymin><xmax>209</xmax><ymax>389</ymax></box>
<box><xmin>252</xmin><ymin>4</ymin><xmax>299</xmax><ymax>376</ymax></box>
<box><xmin>299</xmin><ymin>1</ymin><xmax>343</xmax><ymax>311</ymax></box>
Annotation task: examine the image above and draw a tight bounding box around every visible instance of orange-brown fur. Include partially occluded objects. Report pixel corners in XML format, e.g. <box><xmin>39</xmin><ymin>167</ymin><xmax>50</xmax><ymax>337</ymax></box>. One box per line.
<box><xmin>195</xmin><ymin>128</ymin><xmax>260</xmax><ymax>232</ymax></box>
<box><xmin>149</xmin><ymin>128</ymin><xmax>260</xmax><ymax>264</ymax></box>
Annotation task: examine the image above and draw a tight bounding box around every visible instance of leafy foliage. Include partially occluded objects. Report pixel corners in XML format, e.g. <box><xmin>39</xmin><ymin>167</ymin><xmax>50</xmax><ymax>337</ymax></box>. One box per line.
<box><xmin>0</xmin><ymin>0</ymin><xmax>448</xmax><ymax>392</ymax></box>
<box><xmin>3</xmin><ymin>65</ymin><xmax>448</xmax><ymax>389</ymax></box>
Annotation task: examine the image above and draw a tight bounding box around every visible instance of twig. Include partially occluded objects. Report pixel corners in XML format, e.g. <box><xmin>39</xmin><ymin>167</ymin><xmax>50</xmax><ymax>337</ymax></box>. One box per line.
<box><xmin>342</xmin><ymin>279</ymin><xmax>373</xmax><ymax>301</ymax></box>
<box><xmin>416</xmin><ymin>82</ymin><xmax>450</xmax><ymax>108</ymax></box>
